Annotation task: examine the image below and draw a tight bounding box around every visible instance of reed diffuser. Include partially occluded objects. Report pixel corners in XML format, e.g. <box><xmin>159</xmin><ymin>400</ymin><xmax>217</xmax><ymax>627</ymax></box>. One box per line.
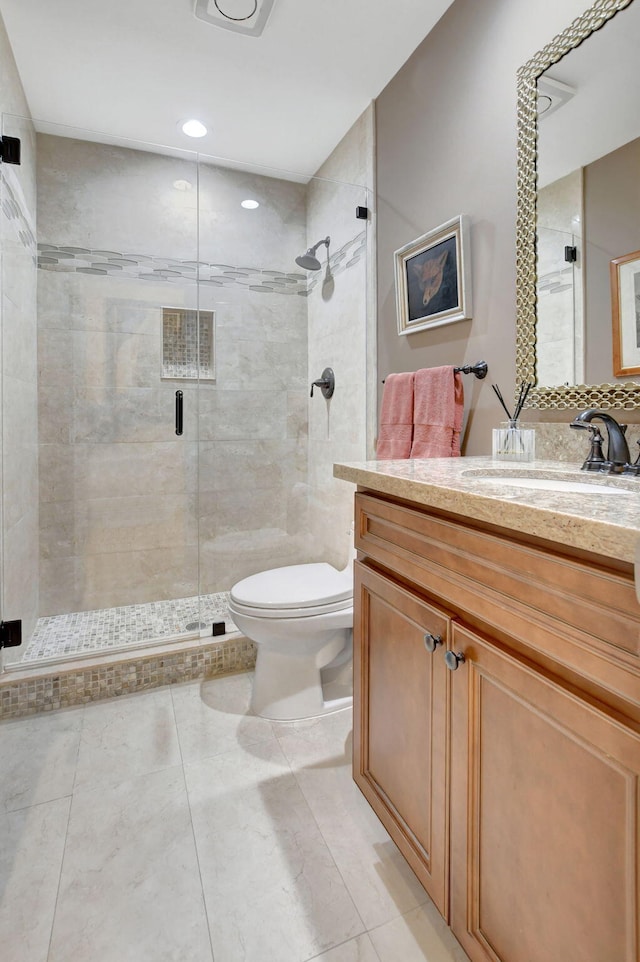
<box><xmin>491</xmin><ymin>382</ymin><xmax>535</xmax><ymax>461</ymax></box>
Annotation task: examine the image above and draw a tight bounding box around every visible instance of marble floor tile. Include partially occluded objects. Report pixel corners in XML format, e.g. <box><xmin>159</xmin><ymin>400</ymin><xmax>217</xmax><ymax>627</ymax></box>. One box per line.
<box><xmin>274</xmin><ymin>712</ymin><xmax>427</xmax><ymax>930</ymax></box>
<box><xmin>309</xmin><ymin>933</ymin><xmax>382</xmax><ymax>961</ymax></box>
<box><xmin>0</xmin><ymin>708</ymin><xmax>83</xmax><ymax>812</ymax></box>
<box><xmin>271</xmin><ymin>707</ymin><xmax>354</xmax><ymax>770</ymax></box>
<box><xmin>368</xmin><ymin>902</ymin><xmax>469</xmax><ymax>962</ymax></box>
<box><xmin>185</xmin><ymin>738</ymin><xmax>365</xmax><ymax>962</ymax></box>
<box><xmin>171</xmin><ymin>673</ymin><xmax>275</xmax><ymax>764</ymax></box>
<box><xmin>48</xmin><ymin>766</ymin><xmax>213</xmax><ymax>962</ymax></box>
<box><xmin>0</xmin><ymin>672</ymin><xmax>471</xmax><ymax>962</ymax></box>
<box><xmin>0</xmin><ymin>797</ymin><xmax>71</xmax><ymax>962</ymax></box>
<box><xmin>73</xmin><ymin>688</ymin><xmax>182</xmax><ymax>794</ymax></box>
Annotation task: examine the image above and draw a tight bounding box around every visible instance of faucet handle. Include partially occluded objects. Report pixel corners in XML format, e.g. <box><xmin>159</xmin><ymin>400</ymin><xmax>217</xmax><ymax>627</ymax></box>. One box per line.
<box><xmin>624</xmin><ymin>438</ymin><xmax>640</xmax><ymax>476</ymax></box>
<box><xmin>570</xmin><ymin>421</ymin><xmax>608</xmax><ymax>470</ymax></box>
<box><xmin>583</xmin><ymin>425</ymin><xmax>607</xmax><ymax>470</ymax></box>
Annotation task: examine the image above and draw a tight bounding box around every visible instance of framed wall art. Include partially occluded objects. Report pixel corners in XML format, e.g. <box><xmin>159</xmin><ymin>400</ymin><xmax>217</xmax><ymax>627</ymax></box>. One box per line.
<box><xmin>610</xmin><ymin>248</ymin><xmax>640</xmax><ymax>377</ymax></box>
<box><xmin>394</xmin><ymin>215</ymin><xmax>472</xmax><ymax>336</ymax></box>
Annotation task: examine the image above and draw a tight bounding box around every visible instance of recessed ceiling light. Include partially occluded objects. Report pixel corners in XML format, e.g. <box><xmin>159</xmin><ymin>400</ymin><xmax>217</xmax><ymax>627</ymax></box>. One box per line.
<box><xmin>181</xmin><ymin>119</ymin><xmax>208</xmax><ymax>138</ymax></box>
<box><xmin>173</xmin><ymin>179</ymin><xmax>193</xmax><ymax>191</ymax></box>
<box><xmin>241</xmin><ymin>199</ymin><xmax>259</xmax><ymax>209</ymax></box>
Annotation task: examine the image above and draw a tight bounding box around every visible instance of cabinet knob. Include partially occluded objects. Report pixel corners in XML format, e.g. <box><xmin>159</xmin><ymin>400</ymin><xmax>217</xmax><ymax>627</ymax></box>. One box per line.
<box><xmin>445</xmin><ymin>650</ymin><xmax>465</xmax><ymax>671</ymax></box>
<box><xmin>423</xmin><ymin>633</ymin><xmax>443</xmax><ymax>653</ymax></box>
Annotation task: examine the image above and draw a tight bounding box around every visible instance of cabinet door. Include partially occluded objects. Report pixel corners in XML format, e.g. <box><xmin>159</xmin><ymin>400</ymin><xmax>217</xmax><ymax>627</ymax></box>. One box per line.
<box><xmin>353</xmin><ymin>561</ymin><xmax>450</xmax><ymax>915</ymax></box>
<box><xmin>449</xmin><ymin>622</ymin><xmax>640</xmax><ymax>962</ymax></box>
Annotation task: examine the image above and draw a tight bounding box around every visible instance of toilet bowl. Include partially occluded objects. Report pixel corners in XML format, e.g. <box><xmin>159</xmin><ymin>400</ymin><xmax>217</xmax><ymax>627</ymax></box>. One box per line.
<box><xmin>229</xmin><ymin>560</ymin><xmax>354</xmax><ymax>720</ymax></box>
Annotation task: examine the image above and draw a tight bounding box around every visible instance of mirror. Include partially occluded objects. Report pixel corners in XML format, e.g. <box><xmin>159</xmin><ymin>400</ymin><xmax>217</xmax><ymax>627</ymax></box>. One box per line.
<box><xmin>516</xmin><ymin>0</ymin><xmax>640</xmax><ymax>409</ymax></box>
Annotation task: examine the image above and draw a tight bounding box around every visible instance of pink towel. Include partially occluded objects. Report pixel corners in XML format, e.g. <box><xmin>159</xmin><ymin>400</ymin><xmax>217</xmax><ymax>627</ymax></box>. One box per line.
<box><xmin>376</xmin><ymin>372</ymin><xmax>415</xmax><ymax>459</ymax></box>
<box><xmin>410</xmin><ymin>366</ymin><xmax>464</xmax><ymax>458</ymax></box>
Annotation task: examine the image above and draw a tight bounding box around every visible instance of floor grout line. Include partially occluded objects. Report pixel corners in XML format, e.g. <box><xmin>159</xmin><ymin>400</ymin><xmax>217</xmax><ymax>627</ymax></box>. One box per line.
<box><xmin>44</xmin><ymin>787</ymin><xmax>76</xmax><ymax>962</ymax></box>
<box><xmin>271</xmin><ymin>717</ymin><xmax>371</xmax><ymax>957</ymax></box>
<box><xmin>169</xmin><ymin>684</ymin><xmax>218</xmax><ymax>962</ymax></box>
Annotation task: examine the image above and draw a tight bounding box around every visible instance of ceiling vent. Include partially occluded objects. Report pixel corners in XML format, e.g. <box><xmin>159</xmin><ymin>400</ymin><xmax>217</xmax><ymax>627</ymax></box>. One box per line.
<box><xmin>194</xmin><ymin>0</ymin><xmax>277</xmax><ymax>37</ymax></box>
<box><xmin>537</xmin><ymin>76</ymin><xmax>576</xmax><ymax>120</ymax></box>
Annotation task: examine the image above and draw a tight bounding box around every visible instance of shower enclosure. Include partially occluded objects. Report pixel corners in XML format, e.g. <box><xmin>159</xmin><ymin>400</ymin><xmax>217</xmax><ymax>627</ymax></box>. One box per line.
<box><xmin>0</xmin><ymin>114</ymin><xmax>371</xmax><ymax>669</ymax></box>
<box><xmin>536</xmin><ymin>224</ymin><xmax>584</xmax><ymax>387</ymax></box>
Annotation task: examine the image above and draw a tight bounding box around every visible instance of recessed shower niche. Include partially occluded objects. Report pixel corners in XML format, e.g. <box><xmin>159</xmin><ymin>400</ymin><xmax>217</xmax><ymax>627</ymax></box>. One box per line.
<box><xmin>161</xmin><ymin>307</ymin><xmax>215</xmax><ymax>380</ymax></box>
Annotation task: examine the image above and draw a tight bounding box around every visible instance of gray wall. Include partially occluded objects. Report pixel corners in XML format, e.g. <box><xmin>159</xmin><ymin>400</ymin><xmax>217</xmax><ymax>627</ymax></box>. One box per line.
<box><xmin>0</xmin><ymin>11</ymin><xmax>39</xmax><ymax>661</ymax></box>
<box><xmin>375</xmin><ymin>0</ymin><xmax>596</xmax><ymax>453</ymax></box>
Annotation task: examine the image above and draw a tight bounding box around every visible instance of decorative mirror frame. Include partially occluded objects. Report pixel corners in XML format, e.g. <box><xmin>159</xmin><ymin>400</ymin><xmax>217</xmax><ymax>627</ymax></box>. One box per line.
<box><xmin>516</xmin><ymin>0</ymin><xmax>640</xmax><ymax>410</ymax></box>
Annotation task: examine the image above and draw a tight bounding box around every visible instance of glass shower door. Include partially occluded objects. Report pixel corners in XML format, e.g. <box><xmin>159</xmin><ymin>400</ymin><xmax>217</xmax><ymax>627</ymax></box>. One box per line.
<box><xmin>0</xmin><ymin>111</ymin><xmax>39</xmax><ymax>667</ymax></box>
<box><xmin>2</xmin><ymin>117</ymin><xmax>204</xmax><ymax>666</ymax></box>
<box><xmin>536</xmin><ymin>225</ymin><xmax>584</xmax><ymax>386</ymax></box>
<box><xmin>195</xmin><ymin>152</ymin><xmax>370</xmax><ymax>613</ymax></box>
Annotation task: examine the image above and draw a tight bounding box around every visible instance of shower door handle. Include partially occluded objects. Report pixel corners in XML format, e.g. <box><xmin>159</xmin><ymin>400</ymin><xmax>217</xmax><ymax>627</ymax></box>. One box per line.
<box><xmin>175</xmin><ymin>390</ymin><xmax>183</xmax><ymax>436</ymax></box>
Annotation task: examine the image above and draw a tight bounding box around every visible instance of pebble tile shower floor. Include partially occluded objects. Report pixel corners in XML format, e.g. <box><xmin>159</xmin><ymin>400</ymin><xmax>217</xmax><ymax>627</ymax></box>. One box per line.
<box><xmin>25</xmin><ymin>592</ymin><xmax>237</xmax><ymax>661</ymax></box>
<box><xmin>0</xmin><ymin>672</ymin><xmax>470</xmax><ymax>962</ymax></box>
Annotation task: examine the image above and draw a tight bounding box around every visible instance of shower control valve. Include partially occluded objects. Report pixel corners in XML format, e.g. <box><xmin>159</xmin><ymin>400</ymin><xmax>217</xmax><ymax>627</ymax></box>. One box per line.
<box><xmin>310</xmin><ymin>367</ymin><xmax>335</xmax><ymax>399</ymax></box>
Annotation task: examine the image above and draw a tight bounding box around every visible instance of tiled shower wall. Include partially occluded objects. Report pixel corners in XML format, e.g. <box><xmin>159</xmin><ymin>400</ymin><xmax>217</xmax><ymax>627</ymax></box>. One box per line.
<box><xmin>0</xmin><ymin>10</ymin><xmax>39</xmax><ymax>661</ymax></box>
<box><xmin>36</xmin><ymin>135</ymin><xmax>310</xmax><ymax>614</ymax></box>
<box><xmin>536</xmin><ymin>170</ymin><xmax>584</xmax><ymax>387</ymax></box>
<box><xmin>306</xmin><ymin>105</ymin><xmax>375</xmax><ymax>569</ymax></box>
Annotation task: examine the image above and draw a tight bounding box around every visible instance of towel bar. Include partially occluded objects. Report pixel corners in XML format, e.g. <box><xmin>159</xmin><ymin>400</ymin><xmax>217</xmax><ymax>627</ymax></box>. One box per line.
<box><xmin>382</xmin><ymin>360</ymin><xmax>488</xmax><ymax>383</ymax></box>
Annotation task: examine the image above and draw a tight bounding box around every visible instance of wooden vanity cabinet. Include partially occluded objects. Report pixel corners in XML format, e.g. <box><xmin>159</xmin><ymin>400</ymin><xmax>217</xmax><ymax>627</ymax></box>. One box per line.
<box><xmin>353</xmin><ymin>491</ymin><xmax>640</xmax><ymax>962</ymax></box>
<box><xmin>353</xmin><ymin>562</ymin><xmax>450</xmax><ymax>915</ymax></box>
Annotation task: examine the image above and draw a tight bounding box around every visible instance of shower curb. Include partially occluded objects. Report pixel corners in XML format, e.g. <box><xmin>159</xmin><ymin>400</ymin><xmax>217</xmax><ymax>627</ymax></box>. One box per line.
<box><xmin>0</xmin><ymin>633</ymin><xmax>256</xmax><ymax>721</ymax></box>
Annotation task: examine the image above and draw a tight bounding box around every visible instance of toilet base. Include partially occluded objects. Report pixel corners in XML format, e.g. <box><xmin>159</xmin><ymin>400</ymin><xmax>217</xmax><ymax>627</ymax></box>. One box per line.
<box><xmin>250</xmin><ymin>630</ymin><xmax>353</xmax><ymax>721</ymax></box>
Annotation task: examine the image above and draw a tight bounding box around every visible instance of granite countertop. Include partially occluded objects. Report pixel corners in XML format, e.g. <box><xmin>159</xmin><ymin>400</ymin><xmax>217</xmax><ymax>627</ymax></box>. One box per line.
<box><xmin>333</xmin><ymin>457</ymin><xmax>640</xmax><ymax>564</ymax></box>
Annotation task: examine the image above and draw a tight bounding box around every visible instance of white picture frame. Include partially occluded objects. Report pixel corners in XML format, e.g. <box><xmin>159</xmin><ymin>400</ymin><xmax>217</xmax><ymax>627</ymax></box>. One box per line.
<box><xmin>394</xmin><ymin>215</ymin><xmax>472</xmax><ymax>336</ymax></box>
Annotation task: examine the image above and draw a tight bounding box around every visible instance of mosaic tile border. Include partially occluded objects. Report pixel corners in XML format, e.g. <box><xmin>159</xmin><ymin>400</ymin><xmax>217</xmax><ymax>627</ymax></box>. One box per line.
<box><xmin>0</xmin><ymin>635</ymin><xmax>256</xmax><ymax>720</ymax></box>
<box><xmin>537</xmin><ymin>264</ymin><xmax>574</xmax><ymax>296</ymax></box>
<box><xmin>308</xmin><ymin>230</ymin><xmax>366</xmax><ymax>294</ymax></box>
<box><xmin>36</xmin><ymin>230</ymin><xmax>366</xmax><ymax>296</ymax></box>
<box><xmin>1</xmin><ymin>166</ymin><xmax>37</xmax><ymax>258</ymax></box>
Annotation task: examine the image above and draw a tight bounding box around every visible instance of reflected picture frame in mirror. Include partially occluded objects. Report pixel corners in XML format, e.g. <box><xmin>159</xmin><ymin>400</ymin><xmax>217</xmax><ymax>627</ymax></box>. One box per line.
<box><xmin>516</xmin><ymin>0</ymin><xmax>640</xmax><ymax>410</ymax></box>
<box><xmin>611</xmin><ymin>249</ymin><xmax>640</xmax><ymax>376</ymax></box>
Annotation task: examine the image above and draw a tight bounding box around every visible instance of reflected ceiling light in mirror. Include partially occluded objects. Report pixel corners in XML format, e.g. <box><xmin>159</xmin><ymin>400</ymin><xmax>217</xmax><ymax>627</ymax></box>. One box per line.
<box><xmin>536</xmin><ymin>76</ymin><xmax>576</xmax><ymax>119</ymax></box>
<box><xmin>537</xmin><ymin>94</ymin><xmax>553</xmax><ymax>115</ymax></box>
<box><xmin>241</xmin><ymin>199</ymin><xmax>260</xmax><ymax>209</ymax></box>
<box><xmin>180</xmin><ymin>119</ymin><xmax>208</xmax><ymax>138</ymax></box>
<box><xmin>173</xmin><ymin>179</ymin><xmax>193</xmax><ymax>191</ymax></box>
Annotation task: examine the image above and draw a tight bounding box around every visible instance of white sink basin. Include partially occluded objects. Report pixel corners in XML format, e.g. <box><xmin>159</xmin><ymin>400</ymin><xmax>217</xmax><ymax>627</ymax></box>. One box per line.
<box><xmin>466</xmin><ymin>474</ymin><xmax>633</xmax><ymax>496</ymax></box>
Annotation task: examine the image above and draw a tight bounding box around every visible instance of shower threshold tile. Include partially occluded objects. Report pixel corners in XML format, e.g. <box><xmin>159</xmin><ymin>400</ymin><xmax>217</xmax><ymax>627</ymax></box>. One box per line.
<box><xmin>23</xmin><ymin>592</ymin><xmax>237</xmax><ymax>662</ymax></box>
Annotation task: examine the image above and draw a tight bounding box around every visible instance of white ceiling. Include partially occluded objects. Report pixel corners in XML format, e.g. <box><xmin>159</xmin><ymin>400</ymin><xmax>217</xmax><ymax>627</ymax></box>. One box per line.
<box><xmin>537</xmin><ymin>0</ymin><xmax>640</xmax><ymax>187</ymax></box>
<box><xmin>0</xmin><ymin>0</ymin><xmax>455</xmax><ymax>176</ymax></box>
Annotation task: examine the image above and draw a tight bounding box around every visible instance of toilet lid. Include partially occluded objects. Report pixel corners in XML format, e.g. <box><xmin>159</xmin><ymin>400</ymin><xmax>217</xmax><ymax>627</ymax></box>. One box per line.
<box><xmin>230</xmin><ymin>563</ymin><xmax>353</xmax><ymax>610</ymax></box>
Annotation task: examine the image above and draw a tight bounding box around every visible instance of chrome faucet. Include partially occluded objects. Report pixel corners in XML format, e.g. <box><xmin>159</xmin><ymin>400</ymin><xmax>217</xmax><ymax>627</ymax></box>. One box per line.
<box><xmin>570</xmin><ymin>409</ymin><xmax>630</xmax><ymax>473</ymax></box>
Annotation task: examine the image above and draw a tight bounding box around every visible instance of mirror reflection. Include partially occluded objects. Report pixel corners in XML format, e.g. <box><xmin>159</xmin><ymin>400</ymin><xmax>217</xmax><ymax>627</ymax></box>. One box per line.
<box><xmin>535</xmin><ymin>0</ymin><xmax>640</xmax><ymax>388</ymax></box>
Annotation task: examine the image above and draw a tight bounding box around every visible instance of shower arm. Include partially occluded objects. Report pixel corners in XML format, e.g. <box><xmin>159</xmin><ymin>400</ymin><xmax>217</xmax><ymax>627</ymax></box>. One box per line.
<box><xmin>310</xmin><ymin>236</ymin><xmax>330</xmax><ymax>256</ymax></box>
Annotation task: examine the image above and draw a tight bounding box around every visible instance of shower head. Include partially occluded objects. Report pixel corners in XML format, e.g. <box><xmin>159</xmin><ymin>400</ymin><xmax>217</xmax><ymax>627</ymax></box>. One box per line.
<box><xmin>295</xmin><ymin>235</ymin><xmax>330</xmax><ymax>271</ymax></box>
<box><xmin>296</xmin><ymin>251</ymin><xmax>322</xmax><ymax>271</ymax></box>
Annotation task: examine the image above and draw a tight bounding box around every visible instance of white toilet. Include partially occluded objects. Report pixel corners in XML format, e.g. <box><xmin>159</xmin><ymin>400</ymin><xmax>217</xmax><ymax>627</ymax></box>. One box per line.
<box><xmin>229</xmin><ymin>555</ymin><xmax>354</xmax><ymax>721</ymax></box>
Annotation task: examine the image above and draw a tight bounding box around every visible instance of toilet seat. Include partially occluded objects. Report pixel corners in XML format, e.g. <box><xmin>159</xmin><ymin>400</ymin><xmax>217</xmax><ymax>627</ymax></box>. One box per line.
<box><xmin>229</xmin><ymin>563</ymin><xmax>353</xmax><ymax>620</ymax></box>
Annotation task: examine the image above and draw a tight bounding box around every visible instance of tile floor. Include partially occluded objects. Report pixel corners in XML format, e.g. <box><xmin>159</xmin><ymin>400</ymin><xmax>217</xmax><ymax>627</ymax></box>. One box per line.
<box><xmin>0</xmin><ymin>671</ymin><xmax>470</xmax><ymax>962</ymax></box>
